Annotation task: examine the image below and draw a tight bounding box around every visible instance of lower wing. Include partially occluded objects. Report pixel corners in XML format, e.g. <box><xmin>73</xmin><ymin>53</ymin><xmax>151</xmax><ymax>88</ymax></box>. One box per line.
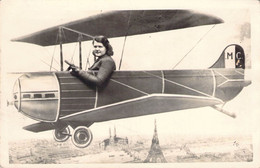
<box><xmin>24</xmin><ymin>94</ymin><xmax>223</xmax><ymax>132</ymax></box>
<box><xmin>61</xmin><ymin>94</ymin><xmax>223</xmax><ymax>122</ymax></box>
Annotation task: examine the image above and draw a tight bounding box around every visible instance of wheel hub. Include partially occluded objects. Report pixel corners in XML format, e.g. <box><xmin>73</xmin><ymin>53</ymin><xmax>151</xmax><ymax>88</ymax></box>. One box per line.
<box><xmin>71</xmin><ymin>126</ymin><xmax>93</xmax><ymax>148</ymax></box>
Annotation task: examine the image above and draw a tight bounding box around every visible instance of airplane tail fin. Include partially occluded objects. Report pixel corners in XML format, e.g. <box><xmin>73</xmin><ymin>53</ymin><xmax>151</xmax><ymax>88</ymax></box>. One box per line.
<box><xmin>210</xmin><ymin>44</ymin><xmax>245</xmax><ymax>69</ymax></box>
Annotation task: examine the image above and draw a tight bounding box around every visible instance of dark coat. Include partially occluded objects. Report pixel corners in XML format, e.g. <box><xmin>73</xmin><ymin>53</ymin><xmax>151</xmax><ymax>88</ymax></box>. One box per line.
<box><xmin>76</xmin><ymin>55</ymin><xmax>116</xmax><ymax>87</ymax></box>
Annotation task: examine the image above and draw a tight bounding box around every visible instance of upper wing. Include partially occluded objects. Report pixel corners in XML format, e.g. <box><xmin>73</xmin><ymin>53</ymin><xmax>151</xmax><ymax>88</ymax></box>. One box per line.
<box><xmin>12</xmin><ymin>10</ymin><xmax>223</xmax><ymax>46</ymax></box>
<box><xmin>60</xmin><ymin>94</ymin><xmax>223</xmax><ymax>123</ymax></box>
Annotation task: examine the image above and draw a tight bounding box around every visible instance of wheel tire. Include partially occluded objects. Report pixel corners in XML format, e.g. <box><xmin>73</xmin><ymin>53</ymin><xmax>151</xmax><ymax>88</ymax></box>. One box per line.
<box><xmin>71</xmin><ymin>126</ymin><xmax>93</xmax><ymax>148</ymax></box>
<box><xmin>53</xmin><ymin>126</ymin><xmax>70</xmax><ymax>142</ymax></box>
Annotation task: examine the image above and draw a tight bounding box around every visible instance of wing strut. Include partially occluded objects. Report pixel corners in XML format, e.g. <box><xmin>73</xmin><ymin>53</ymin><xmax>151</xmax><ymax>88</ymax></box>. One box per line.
<box><xmin>118</xmin><ymin>11</ymin><xmax>133</xmax><ymax>70</ymax></box>
<box><xmin>78</xmin><ymin>34</ymin><xmax>83</xmax><ymax>69</ymax></box>
<box><xmin>59</xmin><ymin>27</ymin><xmax>64</xmax><ymax>71</ymax></box>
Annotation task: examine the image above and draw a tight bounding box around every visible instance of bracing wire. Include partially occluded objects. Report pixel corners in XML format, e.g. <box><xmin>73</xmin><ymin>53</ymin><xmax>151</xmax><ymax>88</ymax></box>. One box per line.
<box><xmin>41</xmin><ymin>59</ymin><xmax>58</xmax><ymax>71</ymax></box>
<box><xmin>85</xmin><ymin>45</ymin><xmax>92</xmax><ymax>70</ymax></box>
<box><xmin>42</xmin><ymin>48</ymin><xmax>60</xmax><ymax>70</ymax></box>
<box><xmin>33</xmin><ymin>46</ymin><xmax>59</xmax><ymax>71</ymax></box>
<box><xmin>50</xmin><ymin>33</ymin><xmax>60</xmax><ymax>71</ymax></box>
<box><xmin>61</xmin><ymin>26</ymin><xmax>93</xmax><ymax>39</ymax></box>
<box><xmin>69</xmin><ymin>34</ymin><xmax>86</xmax><ymax>66</ymax></box>
<box><xmin>53</xmin><ymin>55</ymin><xmax>60</xmax><ymax>66</ymax></box>
<box><xmin>70</xmin><ymin>40</ymin><xmax>79</xmax><ymax>63</ymax></box>
<box><xmin>61</xmin><ymin>27</ymin><xmax>67</xmax><ymax>44</ymax></box>
<box><xmin>172</xmin><ymin>24</ymin><xmax>216</xmax><ymax>69</ymax></box>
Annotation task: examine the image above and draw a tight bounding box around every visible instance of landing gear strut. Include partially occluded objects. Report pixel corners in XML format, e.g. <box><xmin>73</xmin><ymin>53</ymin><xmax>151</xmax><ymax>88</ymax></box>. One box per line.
<box><xmin>71</xmin><ymin>126</ymin><xmax>93</xmax><ymax>148</ymax></box>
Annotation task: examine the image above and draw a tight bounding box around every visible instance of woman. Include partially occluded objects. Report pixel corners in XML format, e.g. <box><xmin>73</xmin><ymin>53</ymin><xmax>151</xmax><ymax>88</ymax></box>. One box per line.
<box><xmin>71</xmin><ymin>35</ymin><xmax>116</xmax><ymax>87</ymax></box>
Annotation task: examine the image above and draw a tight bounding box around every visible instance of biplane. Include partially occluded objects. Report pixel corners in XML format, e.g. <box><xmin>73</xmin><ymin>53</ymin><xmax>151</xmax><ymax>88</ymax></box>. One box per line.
<box><xmin>10</xmin><ymin>10</ymin><xmax>251</xmax><ymax>148</ymax></box>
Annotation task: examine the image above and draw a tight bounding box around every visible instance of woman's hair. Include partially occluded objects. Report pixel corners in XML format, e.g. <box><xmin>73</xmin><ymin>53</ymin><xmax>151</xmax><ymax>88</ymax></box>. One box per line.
<box><xmin>92</xmin><ymin>35</ymin><xmax>114</xmax><ymax>56</ymax></box>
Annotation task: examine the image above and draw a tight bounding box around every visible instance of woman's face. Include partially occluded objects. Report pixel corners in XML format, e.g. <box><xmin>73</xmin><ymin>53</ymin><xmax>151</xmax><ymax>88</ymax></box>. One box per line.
<box><xmin>93</xmin><ymin>41</ymin><xmax>106</xmax><ymax>57</ymax></box>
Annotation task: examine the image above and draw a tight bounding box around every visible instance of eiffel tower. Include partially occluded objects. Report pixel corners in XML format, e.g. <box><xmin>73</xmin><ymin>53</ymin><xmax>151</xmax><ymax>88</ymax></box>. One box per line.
<box><xmin>144</xmin><ymin>119</ymin><xmax>167</xmax><ymax>163</ymax></box>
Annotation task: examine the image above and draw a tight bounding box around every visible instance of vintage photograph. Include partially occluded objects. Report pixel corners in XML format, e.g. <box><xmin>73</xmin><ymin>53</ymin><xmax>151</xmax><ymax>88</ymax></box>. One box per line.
<box><xmin>1</xmin><ymin>0</ymin><xmax>259</xmax><ymax>167</ymax></box>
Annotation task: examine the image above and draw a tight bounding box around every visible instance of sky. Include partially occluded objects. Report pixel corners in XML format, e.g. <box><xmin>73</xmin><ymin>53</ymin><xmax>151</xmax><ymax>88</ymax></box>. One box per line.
<box><xmin>0</xmin><ymin>0</ymin><xmax>260</xmax><ymax>158</ymax></box>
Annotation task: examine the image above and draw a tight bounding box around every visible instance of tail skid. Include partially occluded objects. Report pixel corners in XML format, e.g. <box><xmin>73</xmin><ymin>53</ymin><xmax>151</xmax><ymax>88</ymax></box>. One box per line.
<box><xmin>211</xmin><ymin>105</ymin><xmax>236</xmax><ymax>118</ymax></box>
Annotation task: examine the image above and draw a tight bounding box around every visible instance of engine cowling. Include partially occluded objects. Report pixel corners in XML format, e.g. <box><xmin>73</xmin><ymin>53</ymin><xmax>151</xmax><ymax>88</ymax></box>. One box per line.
<box><xmin>13</xmin><ymin>72</ymin><xmax>60</xmax><ymax>122</ymax></box>
<box><xmin>13</xmin><ymin>72</ymin><xmax>97</xmax><ymax>122</ymax></box>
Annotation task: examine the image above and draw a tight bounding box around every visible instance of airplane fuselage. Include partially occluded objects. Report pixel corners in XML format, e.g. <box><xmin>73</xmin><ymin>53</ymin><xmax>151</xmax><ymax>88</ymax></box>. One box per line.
<box><xmin>13</xmin><ymin>68</ymin><xmax>248</xmax><ymax>123</ymax></box>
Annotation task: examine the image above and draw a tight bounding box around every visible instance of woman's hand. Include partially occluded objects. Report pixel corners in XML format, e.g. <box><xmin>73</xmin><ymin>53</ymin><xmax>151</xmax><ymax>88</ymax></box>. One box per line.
<box><xmin>70</xmin><ymin>65</ymin><xmax>80</xmax><ymax>72</ymax></box>
<box><xmin>65</xmin><ymin>60</ymin><xmax>80</xmax><ymax>75</ymax></box>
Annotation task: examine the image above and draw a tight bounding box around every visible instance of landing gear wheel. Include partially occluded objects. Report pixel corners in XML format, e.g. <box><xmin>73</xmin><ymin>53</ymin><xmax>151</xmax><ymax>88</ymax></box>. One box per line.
<box><xmin>53</xmin><ymin>126</ymin><xmax>70</xmax><ymax>142</ymax></box>
<box><xmin>71</xmin><ymin>126</ymin><xmax>93</xmax><ymax>148</ymax></box>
